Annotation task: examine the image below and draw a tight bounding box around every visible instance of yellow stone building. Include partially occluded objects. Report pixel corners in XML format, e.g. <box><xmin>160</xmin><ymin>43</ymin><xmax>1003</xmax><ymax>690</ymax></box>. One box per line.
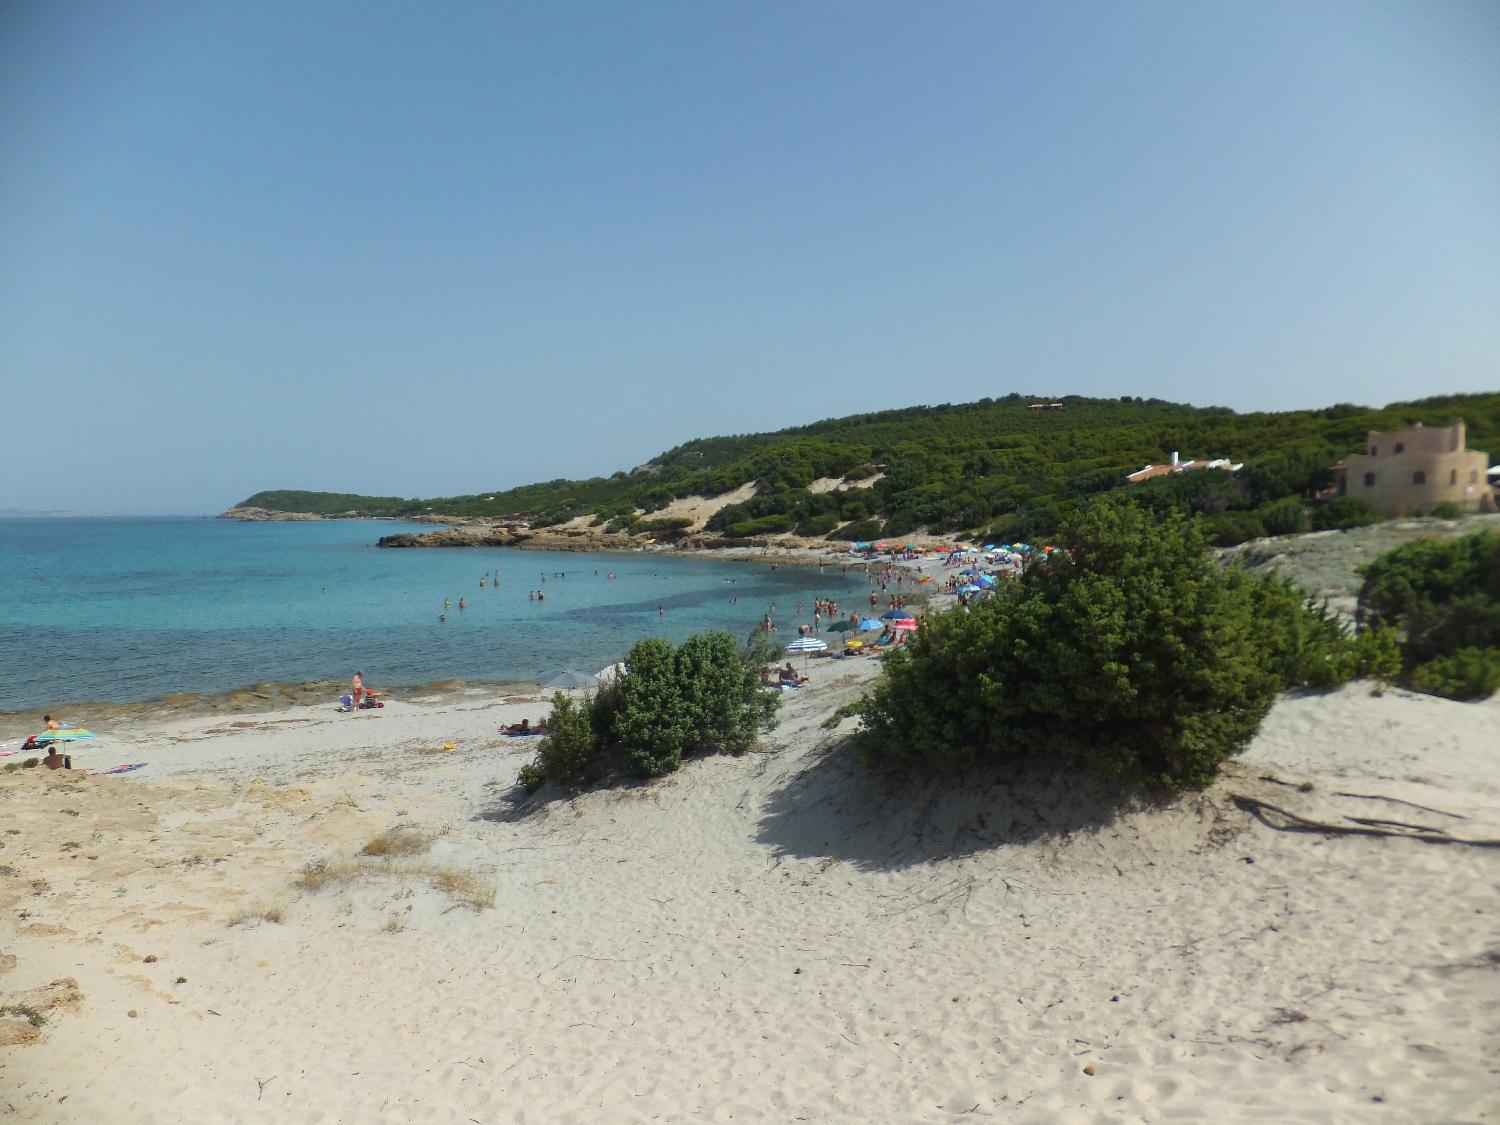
<box><xmin>1337</xmin><ymin>420</ymin><xmax>1492</xmax><ymax>516</ymax></box>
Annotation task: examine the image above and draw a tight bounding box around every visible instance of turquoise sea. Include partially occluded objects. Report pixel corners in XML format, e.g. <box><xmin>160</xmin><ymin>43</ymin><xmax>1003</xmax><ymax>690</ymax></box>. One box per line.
<box><xmin>0</xmin><ymin>518</ymin><xmax>876</xmax><ymax>713</ymax></box>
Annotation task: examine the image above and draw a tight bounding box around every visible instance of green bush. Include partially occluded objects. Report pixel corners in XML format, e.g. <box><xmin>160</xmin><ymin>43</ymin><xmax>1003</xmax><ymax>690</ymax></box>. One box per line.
<box><xmin>1429</xmin><ymin>501</ymin><xmax>1465</xmax><ymax>520</ymax></box>
<box><xmin>1357</xmin><ymin>529</ymin><xmax>1500</xmax><ymax>677</ymax></box>
<box><xmin>614</xmin><ymin>637</ymin><xmax>691</xmax><ymax>776</ymax></box>
<box><xmin>1311</xmin><ymin>497</ymin><xmax>1381</xmax><ymax>531</ymax></box>
<box><xmin>611</xmin><ymin>632</ymin><xmax>778</xmax><ymax>777</ymax></box>
<box><xmin>1248</xmin><ymin>575</ymin><xmax>1396</xmax><ymax>688</ymax></box>
<box><xmin>1202</xmin><ymin>510</ymin><xmax>1267</xmax><ymax>547</ymax></box>
<box><xmin>855</xmin><ymin>498</ymin><xmax>1282</xmax><ymax>787</ymax></box>
<box><xmin>1410</xmin><ymin>648</ymin><xmax>1500</xmax><ymax>700</ymax></box>
<box><xmin>795</xmin><ymin>512</ymin><xmax>840</xmax><ymax>537</ymax></box>
<box><xmin>827</xmin><ymin>518</ymin><xmax>885</xmax><ymax>542</ymax></box>
<box><xmin>674</xmin><ymin>632</ymin><xmax>775</xmax><ymax>755</ymax></box>
<box><xmin>725</xmin><ymin>514</ymin><xmax>793</xmax><ymax>538</ymax></box>
<box><xmin>640</xmin><ymin>515</ymin><xmax>693</xmax><ymax>534</ymax></box>
<box><xmin>518</xmin><ymin>693</ymin><xmax>600</xmax><ymax>793</ymax></box>
<box><xmin>1257</xmin><ymin>496</ymin><xmax>1308</xmax><ymax>537</ymax></box>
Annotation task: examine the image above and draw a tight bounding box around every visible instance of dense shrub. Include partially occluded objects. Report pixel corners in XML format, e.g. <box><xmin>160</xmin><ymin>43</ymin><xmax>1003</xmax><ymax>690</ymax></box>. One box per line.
<box><xmin>855</xmin><ymin>497</ymin><xmax>1401</xmax><ymax>788</ymax></box>
<box><xmin>795</xmin><ymin>512</ymin><xmax>840</xmax><ymax>537</ymax></box>
<box><xmin>1358</xmin><ymin>530</ymin><xmax>1500</xmax><ymax>663</ymax></box>
<box><xmin>639</xmin><ymin>515</ymin><xmax>693</xmax><ymax>534</ymax></box>
<box><xmin>1429</xmin><ymin>501</ymin><xmax>1465</xmax><ymax>520</ymax></box>
<box><xmin>1357</xmin><ymin>529</ymin><xmax>1500</xmax><ymax>698</ymax></box>
<box><xmin>827</xmin><ymin>518</ymin><xmax>885</xmax><ymax>542</ymax></box>
<box><xmin>1311</xmin><ymin>497</ymin><xmax>1381</xmax><ymax>531</ymax></box>
<box><xmin>1202</xmin><ymin>510</ymin><xmax>1267</xmax><ymax>547</ymax></box>
<box><xmin>517</xmin><ymin>693</ymin><xmax>599</xmax><ymax>793</ymax></box>
<box><xmin>613</xmin><ymin>638</ymin><xmax>691</xmax><ymax>776</ymax></box>
<box><xmin>1248</xmin><ymin>575</ymin><xmax>1399</xmax><ymax>688</ymax></box>
<box><xmin>1257</xmin><ymin>496</ymin><xmax>1308</xmax><ymax>537</ymax></box>
<box><xmin>856</xmin><ymin>499</ymin><xmax>1283</xmax><ymax>787</ymax></box>
<box><xmin>1242</xmin><ymin>447</ymin><xmax>1340</xmax><ymax>506</ymax></box>
<box><xmin>673</xmin><ymin>632</ymin><xmax>776</xmax><ymax>756</ymax></box>
<box><xmin>725</xmin><ymin>514</ymin><xmax>793</xmax><ymax>538</ymax></box>
<box><xmin>519</xmin><ymin>631</ymin><xmax>782</xmax><ymax>790</ymax></box>
<box><xmin>1410</xmin><ymin>648</ymin><xmax>1500</xmax><ymax>700</ymax></box>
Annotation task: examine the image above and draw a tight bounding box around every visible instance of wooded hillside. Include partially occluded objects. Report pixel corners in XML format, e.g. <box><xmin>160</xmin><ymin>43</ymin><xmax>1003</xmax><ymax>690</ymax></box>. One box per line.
<box><xmin>236</xmin><ymin>391</ymin><xmax>1500</xmax><ymax>544</ymax></box>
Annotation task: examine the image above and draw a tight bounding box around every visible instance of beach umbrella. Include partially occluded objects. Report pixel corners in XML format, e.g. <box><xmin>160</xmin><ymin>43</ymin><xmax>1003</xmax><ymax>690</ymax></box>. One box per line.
<box><xmin>958</xmin><ymin>567</ymin><xmax>978</xmax><ymax>576</ymax></box>
<box><xmin>859</xmin><ymin>618</ymin><xmax>884</xmax><ymax>630</ymax></box>
<box><xmin>976</xmin><ymin>574</ymin><xmax>997</xmax><ymax>587</ymax></box>
<box><xmin>891</xmin><ymin>619</ymin><xmax>918</xmax><ymax>632</ymax></box>
<box><xmin>784</xmin><ymin>637</ymin><xmax>828</xmax><ymax>655</ymax></box>
<box><xmin>784</xmin><ymin>636</ymin><xmax>828</xmax><ymax>668</ymax></box>
<box><xmin>825</xmin><ymin>619</ymin><xmax>856</xmax><ymax>633</ymax></box>
<box><xmin>881</xmin><ymin>608</ymin><xmax>915</xmax><ymax>620</ymax></box>
<box><xmin>595</xmin><ymin>662</ymin><xmax>626</xmax><ymax>683</ymax></box>
<box><xmin>544</xmin><ymin>670</ymin><xmax>599</xmax><ymax>690</ymax></box>
<box><xmin>958</xmin><ymin>584</ymin><xmax>982</xmax><ymax>594</ymax></box>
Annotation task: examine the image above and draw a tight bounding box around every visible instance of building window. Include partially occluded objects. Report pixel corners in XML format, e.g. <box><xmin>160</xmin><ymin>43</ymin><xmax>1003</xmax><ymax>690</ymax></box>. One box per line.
<box><xmin>1394</xmin><ymin>442</ymin><xmax>1405</xmax><ymax>453</ymax></box>
<box><xmin>1413</xmin><ymin>471</ymin><xmax>1426</xmax><ymax>485</ymax></box>
<box><xmin>1369</xmin><ymin>446</ymin><xmax>1377</xmax><ymax>456</ymax></box>
<box><xmin>1363</xmin><ymin>473</ymin><xmax>1376</xmax><ymax>487</ymax></box>
<box><xmin>1451</xmin><ymin>469</ymin><xmax>1458</xmax><ymax>485</ymax></box>
<box><xmin>1472</xmin><ymin>471</ymin><xmax>1480</xmax><ymax>484</ymax></box>
<box><xmin>1338</xmin><ymin>476</ymin><xmax>1347</xmax><ymax>496</ymax></box>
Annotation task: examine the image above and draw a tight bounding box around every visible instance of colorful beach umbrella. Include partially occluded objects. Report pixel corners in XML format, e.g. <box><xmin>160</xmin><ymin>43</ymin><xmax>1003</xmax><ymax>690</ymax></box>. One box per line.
<box><xmin>859</xmin><ymin>618</ymin><xmax>884</xmax><ymax>630</ymax></box>
<box><xmin>881</xmin><ymin>608</ymin><xmax>915</xmax><ymax>620</ymax></box>
<box><xmin>891</xmin><ymin>619</ymin><xmax>919</xmax><ymax>632</ymax></box>
<box><xmin>825</xmin><ymin>619</ymin><xmax>856</xmax><ymax>633</ymax></box>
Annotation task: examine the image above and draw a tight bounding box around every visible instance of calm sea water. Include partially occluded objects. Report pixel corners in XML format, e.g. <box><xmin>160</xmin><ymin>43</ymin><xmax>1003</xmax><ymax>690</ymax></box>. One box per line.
<box><xmin>0</xmin><ymin>518</ymin><xmax>876</xmax><ymax>712</ymax></box>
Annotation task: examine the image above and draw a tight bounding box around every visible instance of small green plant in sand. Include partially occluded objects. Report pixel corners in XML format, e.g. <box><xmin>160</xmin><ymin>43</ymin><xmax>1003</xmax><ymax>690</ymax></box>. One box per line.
<box><xmin>1</xmin><ymin>1004</ymin><xmax>47</xmax><ymax>1028</ymax></box>
<box><xmin>227</xmin><ymin>904</ymin><xmax>286</xmax><ymax>927</ymax></box>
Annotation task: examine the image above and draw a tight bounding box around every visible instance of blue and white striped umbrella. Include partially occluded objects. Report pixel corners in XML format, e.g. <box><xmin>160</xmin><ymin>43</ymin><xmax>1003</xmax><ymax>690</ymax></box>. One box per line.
<box><xmin>784</xmin><ymin>637</ymin><xmax>828</xmax><ymax>655</ymax></box>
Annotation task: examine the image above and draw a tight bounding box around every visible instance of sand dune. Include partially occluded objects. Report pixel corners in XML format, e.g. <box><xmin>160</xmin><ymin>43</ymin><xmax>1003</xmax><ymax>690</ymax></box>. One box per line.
<box><xmin>2</xmin><ymin>669</ymin><xmax>1497</xmax><ymax>1122</ymax></box>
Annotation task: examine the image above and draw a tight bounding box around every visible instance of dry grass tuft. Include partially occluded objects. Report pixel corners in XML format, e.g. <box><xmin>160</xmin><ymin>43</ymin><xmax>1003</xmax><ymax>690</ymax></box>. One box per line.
<box><xmin>293</xmin><ymin>855</ymin><xmax>494</xmax><ymax>911</ymax></box>
<box><xmin>227</xmin><ymin>904</ymin><xmax>286</xmax><ymax>927</ymax></box>
<box><xmin>361</xmin><ymin>825</ymin><xmax>433</xmax><ymax>857</ymax></box>
<box><xmin>429</xmin><ymin>866</ymin><xmax>497</xmax><ymax>910</ymax></box>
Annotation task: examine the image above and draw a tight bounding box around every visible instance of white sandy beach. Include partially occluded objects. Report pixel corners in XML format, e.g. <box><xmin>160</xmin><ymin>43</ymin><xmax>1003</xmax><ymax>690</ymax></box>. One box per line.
<box><xmin>2</xmin><ymin>663</ymin><xmax>1498</xmax><ymax>1123</ymax></box>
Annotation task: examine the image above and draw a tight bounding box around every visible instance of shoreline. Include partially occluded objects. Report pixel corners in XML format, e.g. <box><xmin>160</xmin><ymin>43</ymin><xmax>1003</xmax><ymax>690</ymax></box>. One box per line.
<box><xmin>0</xmin><ymin>676</ymin><xmax>547</xmax><ymax>741</ymax></box>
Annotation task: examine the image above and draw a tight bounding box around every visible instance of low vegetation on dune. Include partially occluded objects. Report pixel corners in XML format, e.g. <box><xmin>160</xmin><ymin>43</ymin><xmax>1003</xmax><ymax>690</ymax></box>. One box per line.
<box><xmin>518</xmin><ymin>631</ymin><xmax>780</xmax><ymax>794</ymax></box>
<box><xmin>235</xmin><ymin>390</ymin><xmax>1499</xmax><ymax>546</ymax></box>
<box><xmin>1357</xmin><ymin>528</ymin><xmax>1500</xmax><ymax>700</ymax></box>
<box><xmin>295</xmin><ymin>827</ymin><xmax>495</xmax><ymax>912</ymax></box>
<box><xmin>853</xmin><ymin>497</ymin><xmax>1399</xmax><ymax>788</ymax></box>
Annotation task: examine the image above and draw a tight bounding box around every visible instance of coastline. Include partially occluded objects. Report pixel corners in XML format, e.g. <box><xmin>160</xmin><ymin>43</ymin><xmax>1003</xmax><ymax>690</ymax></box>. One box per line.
<box><xmin>0</xmin><ymin>676</ymin><xmax>546</xmax><ymax>742</ymax></box>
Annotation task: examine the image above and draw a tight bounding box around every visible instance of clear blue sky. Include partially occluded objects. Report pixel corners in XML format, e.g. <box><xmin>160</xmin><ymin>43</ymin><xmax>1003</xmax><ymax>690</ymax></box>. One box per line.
<box><xmin>2</xmin><ymin>1</ymin><xmax>1496</xmax><ymax>514</ymax></box>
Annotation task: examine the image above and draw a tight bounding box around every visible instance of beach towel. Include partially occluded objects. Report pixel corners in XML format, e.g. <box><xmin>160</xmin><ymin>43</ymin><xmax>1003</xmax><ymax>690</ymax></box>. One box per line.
<box><xmin>99</xmin><ymin>762</ymin><xmax>148</xmax><ymax>775</ymax></box>
<box><xmin>504</xmin><ymin>730</ymin><xmax>545</xmax><ymax>738</ymax></box>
